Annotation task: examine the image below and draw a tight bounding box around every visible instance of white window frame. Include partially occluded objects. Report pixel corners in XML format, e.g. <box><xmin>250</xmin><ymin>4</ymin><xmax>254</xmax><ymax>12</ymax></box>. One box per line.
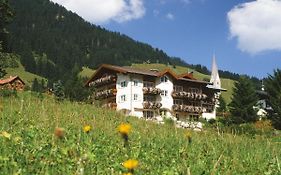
<box><xmin>133</xmin><ymin>80</ymin><xmax>138</xmax><ymax>86</ymax></box>
<box><xmin>133</xmin><ymin>94</ymin><xmax>138</xmax><ymax>101</ymax></box>
<box><xmin>120</xmin><ymin>95</ymin><xmax>126</xmax><ymax>102</ymax></box>
<box><xmin>160</xmin><ymin>76</ymin><xmax>168</xmax><ymax>83</ymax></box>
<box><xmin>161</xmin><ymin>90</ymin><xmax>168</xmax><ymax>97</ymax></box>
<box><xmin>120</xmin><ymin>81</ymin><xmax>127</xmax><ymax>88</ymax></box>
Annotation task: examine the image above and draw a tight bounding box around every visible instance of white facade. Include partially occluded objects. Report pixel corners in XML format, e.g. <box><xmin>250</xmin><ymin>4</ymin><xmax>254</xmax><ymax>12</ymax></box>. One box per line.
<box><xmin>116</xmin><ymin>73</ymin><xmax>144</xmax><ymax>117</ymax></box>
<box><xmin>88</xmin><ymin>63</ymin><xmax>225</xmax><ymax>123</ymax></box>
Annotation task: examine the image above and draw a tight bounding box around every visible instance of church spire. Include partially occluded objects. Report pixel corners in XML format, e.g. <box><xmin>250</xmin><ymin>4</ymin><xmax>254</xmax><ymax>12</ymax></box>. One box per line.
<box><xmin>210</xmin><ymin>55</ymin><xmax>221</xmax><ymax>89</ymax></box>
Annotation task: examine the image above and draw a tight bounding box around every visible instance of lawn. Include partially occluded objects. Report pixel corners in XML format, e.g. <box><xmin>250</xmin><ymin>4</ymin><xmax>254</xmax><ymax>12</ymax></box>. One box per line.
<box><xmin>0</xmin><ymin>92</ymin><xmax>280</xmax><ymax>174</ymax></box>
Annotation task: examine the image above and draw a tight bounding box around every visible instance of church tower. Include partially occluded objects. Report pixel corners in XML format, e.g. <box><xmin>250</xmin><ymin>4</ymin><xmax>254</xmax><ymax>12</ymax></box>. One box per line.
<box><xmin>210</xmin><ymin>55</ymin><xmax>221</xmax><ymax>89</ymax></box>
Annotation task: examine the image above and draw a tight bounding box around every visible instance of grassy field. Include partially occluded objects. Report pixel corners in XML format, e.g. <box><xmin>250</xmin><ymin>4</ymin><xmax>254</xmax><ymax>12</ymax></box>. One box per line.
<box><xmin>5</xmin><ymin>62</ymin><xmax>46</xmax><ymax>86</ymax></box>
<box><xmin>0</xmin><ymin>92</ymin><xmax>280</xmax><ymax>174</ymax></box>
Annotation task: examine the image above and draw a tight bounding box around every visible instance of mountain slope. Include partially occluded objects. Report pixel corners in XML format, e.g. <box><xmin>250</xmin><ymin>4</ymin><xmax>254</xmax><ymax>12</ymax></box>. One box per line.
<box><xmin>7</xmin><ymin>0</ymin><xmax>186</xmax><ymax>80</ymax></box>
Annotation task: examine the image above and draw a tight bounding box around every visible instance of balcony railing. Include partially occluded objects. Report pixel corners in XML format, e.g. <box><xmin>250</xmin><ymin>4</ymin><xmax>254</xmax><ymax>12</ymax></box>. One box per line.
<box><xmin>143</xmin><ymin>87</ymin><xmax>161</xmax><ymax>95</ymax></box>
<box><xmin>172</xmin><ymin>104</ymin><xmax>206</xmax><ymax>113</ymax></box>
<box><xmin>95</xmin><ymin>89</ymin><xmax>117</xmax><ymax>100</ymax></box>
<box><xmin>143</xmin><ymin>101</ymin><xmax>162</xmax><ymax>109</ymax></box>
<box><xmin>89</xmin><ymin>75</ymin><xmax>117</xmax><ymax>87</ymax></box>
<box><xmin>172</xmin><ymin>91</ymin><xmax>207</xmax><ymax>100</ymax></box>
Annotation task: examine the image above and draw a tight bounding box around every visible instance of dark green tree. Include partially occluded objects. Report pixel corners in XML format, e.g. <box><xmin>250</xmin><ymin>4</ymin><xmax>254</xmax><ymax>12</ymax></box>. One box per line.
<box><xmin>0</xmin><ymin>43</ymin><xmax>6</xmax><ymax>78</ymax></box>
<box><xmin>217</xmin><ymin>96</ymin><xmax>227</xmax><ymax>113</ymax></box>
<box><xmin>0</xmin><ymin>0</ymin><xmax>14</xmax><ymax>50</ymax></box>
<box><xmin>265</xmin><ymin>69</ymin><xmax>281</xmax><ymax>129</ymax></box>
<box><xmin>229</xmin><ymin>76</ymin><xmax>259</xmax><ymax>124</ymax></box>
<box><xmin>53</xmin><ymin>80</ymin><xmax>64</xmax><ymax>101</ymax></box>
<box><xmin>31</xmin><ymin>78</ymin><xmax>39</xmax><ymax>92</ymax></box>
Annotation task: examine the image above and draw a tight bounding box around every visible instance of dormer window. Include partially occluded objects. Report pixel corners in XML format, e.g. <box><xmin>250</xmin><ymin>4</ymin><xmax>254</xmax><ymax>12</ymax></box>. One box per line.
<box><xmin>160</xmin><ymin>76</ymin><xmax>168</xmax><ymax>82</ymax></box>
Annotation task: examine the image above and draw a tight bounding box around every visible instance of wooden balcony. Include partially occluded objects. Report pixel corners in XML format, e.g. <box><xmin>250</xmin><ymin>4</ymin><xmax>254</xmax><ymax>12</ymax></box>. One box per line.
<box><xmin>172</xmin><ymin>104</ymin><xmax>205</xmax><ymax>113</ymax></box>
<box><xmin>143</xmin><ymin>101</ymin><xmax>162</xmax><ymax>109</ymax></box>
<box><xmin>89</xmin><ymin>75</ymin><xmax>117</xmax><ymax>87</ymax></box>
<box><xmin>172</xmin><ymin>91</ymin><xmax>207</xmax><ymax>100</ymax></box>
<box><xmin>143</xmin><ymin>87</ymin><xmax>161</xmax><ymax>95</ymax></box>
<box><xmin>102</xmin><ymin>103</ymin><xmax>117</xmax><ymax>109</ymax></box>
<box><xmin>95</xmin><ymin>89</ymin><xmax>117</xmax><ymax>100</ymax></box>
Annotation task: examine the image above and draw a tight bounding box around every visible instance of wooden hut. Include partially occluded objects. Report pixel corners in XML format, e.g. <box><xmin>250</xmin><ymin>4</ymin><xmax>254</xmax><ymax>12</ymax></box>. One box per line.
<box><xmin>0</xmin><ymin>76</ymin><xmax>25</xmax><ymax>91</ymax></box>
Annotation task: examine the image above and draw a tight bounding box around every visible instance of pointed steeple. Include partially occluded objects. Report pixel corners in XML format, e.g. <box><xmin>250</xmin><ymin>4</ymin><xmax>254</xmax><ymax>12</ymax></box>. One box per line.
<box><xmin>210</xmin><ymin>55</ymin><xmax>221</xmax><ymax>89</ymax></box>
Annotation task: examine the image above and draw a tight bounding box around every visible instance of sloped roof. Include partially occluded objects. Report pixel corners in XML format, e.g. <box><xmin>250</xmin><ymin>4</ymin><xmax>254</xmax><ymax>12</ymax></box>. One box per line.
<box><xmin>0</xmin><ymin>76</ymin><xmax>25</xmax><ymax>85</ymax></box>
<box><xmin>86</xmin><ymin>64</ymin><xmax>210</xmax><ymax>86</ymax></box>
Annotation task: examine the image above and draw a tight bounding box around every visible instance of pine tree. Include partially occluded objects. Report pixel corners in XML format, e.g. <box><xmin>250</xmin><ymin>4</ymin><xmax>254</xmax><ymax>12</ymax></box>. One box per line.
<box><xmin>31</xmin><ymin>78</ymin><xmax>39</xmax><ymax>92</ymax></box>
<box><xmin>0</xmin><ymin>43</ymin><xmax>6</xmax><ymax>78</ymax></box>
<box><xmin>229</xmin><ymin>76</ymin><xmax>259</xmax><ymax>124</ymax></box>
<box><xmin>53</xmin><ymin>80</ymin><xmax>64</xmax><ymax>101</ymax></box>
<box><xmin>0</xmin><ymin>0</ymin><xmax>14</xmax><ymax>50</ymax></box>
<box><xmin>265</xmin><ymin>69</ymin><xmax>281</xmax><ymax>129</ymax></box>
<box><xmin>217</xmin><ymin>96</ymin><xmax>227</xmax><ymax>113</ymax></box>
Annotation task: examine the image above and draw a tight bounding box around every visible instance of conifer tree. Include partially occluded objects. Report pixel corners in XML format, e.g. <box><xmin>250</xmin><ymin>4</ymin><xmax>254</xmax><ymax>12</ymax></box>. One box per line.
<box><xmin>31</xmin><ymin>78</ymin><xmax>39</xmax><ymax>92</ymax></box>
<box><xmin>229</xmin><ymin>76</ymin><xmax>259</xmax><ymax>124</ymax></box>
<box><xmin>265</xmin><ymin>69</ymin><xmax>281</xmax><ymax>129</ymax></box>
<box><xmin>53</xmin><ymin>80</ymin><xmax>64</xmax><ymax>101</ymax></box>
<box><xmin>217</xmin><ymin>96</ymin><xmax>227</xmax><ymax>113</ymax></box>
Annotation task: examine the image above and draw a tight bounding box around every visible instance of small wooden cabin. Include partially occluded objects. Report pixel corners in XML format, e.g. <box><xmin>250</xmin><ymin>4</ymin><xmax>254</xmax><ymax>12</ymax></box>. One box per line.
<box><xmin>0</xmin><ymin>76</ymin><xmax>25</xmax><ymax>91</ymax></box>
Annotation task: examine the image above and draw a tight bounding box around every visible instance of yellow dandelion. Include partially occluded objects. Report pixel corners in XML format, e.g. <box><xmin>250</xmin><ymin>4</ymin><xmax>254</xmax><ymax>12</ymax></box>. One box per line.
<box><xmin>123</xmin><ymin>159</ymin><xmax>138</xmax><ymax>170</ymax></box>
<box><xmin>122</xmin><ymin>173</ymin><xmax>133</xmax><ymax>175</ymax></box>
<box><xmin>0</xmin><ymin>131</ymin><xmax>11</xmax><ymax>139</ymax></box>
<box><xmin>83</xmin><ymin>125</ymin><xmax>92</xmax><ymax>133</ymax></box>
<box><xmin>118</xmin><ymin>123</ymin><xmax>131</xmax><ymax>135</ymax></box>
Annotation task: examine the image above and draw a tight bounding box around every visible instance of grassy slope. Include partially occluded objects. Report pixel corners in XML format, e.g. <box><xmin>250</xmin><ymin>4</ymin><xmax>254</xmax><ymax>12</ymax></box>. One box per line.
<box><xmin>4</xmin><ymin>62</ymin><xmax>46</xmax><ymax>86</ymax></box>
<box><xmin>78</xmin><ymin>63</ymin><xmax>235</xmax><ymax>104</ymax></box>
<box><xmin>0</xmin><ymin>93</ymin><xmax>280</xmax><ymax>174</ymax></box>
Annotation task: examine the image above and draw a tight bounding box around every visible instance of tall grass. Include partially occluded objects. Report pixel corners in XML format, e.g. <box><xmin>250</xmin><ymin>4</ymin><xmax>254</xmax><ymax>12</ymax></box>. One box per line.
<box><xmin>0</xmin><ymin>92</ymin><xmax>280</xmax><ymax>174</ymax></box>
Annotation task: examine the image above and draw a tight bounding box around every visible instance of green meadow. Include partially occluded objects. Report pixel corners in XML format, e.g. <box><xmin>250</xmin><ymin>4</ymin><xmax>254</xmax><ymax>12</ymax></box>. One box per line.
<box><xmin>0</xmin><ymin>92</ymin><xmax>280</xmax><ymax>174</ymax></box>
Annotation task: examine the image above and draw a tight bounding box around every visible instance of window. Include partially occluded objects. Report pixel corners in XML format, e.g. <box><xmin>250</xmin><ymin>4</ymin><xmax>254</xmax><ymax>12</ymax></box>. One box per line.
<box><xmin>143</xmin><ymin>111</ymin><xmax>154</xmax><ymax>118</ymax></box>
<box><xmin>189</xmin><ymin>88</ymin><xmax>200</xmax><ymax>93</ymax></box>
<box><xmin>133</xmin><ymin>80</ymin><xmax>138</xmax><ymax>86</ymax></box>
<box><xmin>121</xmin><ymin>95</ymin><xmax>126</xmax><ymax>102</ymax></box>
<box><xmin>133</xmin><ymin>94</ymin><xmax>138</xmax><ymax>101</ymax></box>
<box><xmin>144</xmin><ymin>95</ymin><xmax>155</xmax><ymax>101</ymax></box>
<box><xmin>161</xmin><ymin>90</ymin><xmax>168</xmax><ymax>96</ymax></box>
<box><xmin>144</xmin><ymin>81</ymin><xmax>154</xmax><ymax>87</ymax></box>
<box><xmin>121</xmin><ymin>81</ymin><xmax>127</xmax><ymax>87</ymax></box>
<box><xmin>174</xmin><ymin>99</ymin><xmax>183</xmax><ymax>105</ymax></box>
<box><xmin>160</xmin><ymin>76</ymin><xmax>168</xmax><ymax>82</ymax></box>
<box><xmin>173</xmin><ymin>85</ymin><xmax>183</xmax><ymax>92</ymax></box>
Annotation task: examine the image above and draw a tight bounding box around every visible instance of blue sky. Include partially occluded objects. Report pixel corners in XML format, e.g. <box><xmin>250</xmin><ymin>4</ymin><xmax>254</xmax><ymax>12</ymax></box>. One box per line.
<box><xmin>51</xmin><ymin>0</ymin><xmax>281</xmax><ymax>78</ymax></box>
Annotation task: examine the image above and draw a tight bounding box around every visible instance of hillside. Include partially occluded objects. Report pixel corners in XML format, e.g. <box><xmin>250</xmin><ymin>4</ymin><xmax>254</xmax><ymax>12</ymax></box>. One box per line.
<box><xmin>4</xmin><ymin>61</ymin><xmax>46</xmax><ymax>86</ymax></box>
<box><xmin>79</xmin><ymin>63</ymin><xmax>235</xmax><ymax>104</ymax></box>
<box><xmin>0</xmin><ymin>92</ymin><xmax>280</xmax><ymax>174</ymax></box>
<box><xmin>7</xmin><ymin>0</ymin><xmax>186</xmax><ymax>81</ymax></box>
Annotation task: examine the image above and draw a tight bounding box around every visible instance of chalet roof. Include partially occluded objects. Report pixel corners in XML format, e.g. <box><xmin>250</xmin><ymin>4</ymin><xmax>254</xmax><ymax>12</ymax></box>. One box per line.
<box><xmin>86</xmin><ymin>64</ymin><xmax>210</xmax><ymax>86</ymax></box>
<box><xmin>0</xmin><ymin>76</ymin><xmax>25</xmax><ymax>85</ymax></box>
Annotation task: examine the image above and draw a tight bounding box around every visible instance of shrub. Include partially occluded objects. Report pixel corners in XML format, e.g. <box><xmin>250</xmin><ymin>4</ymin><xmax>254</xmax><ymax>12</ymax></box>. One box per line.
<box><xmin>0</xmin><ymin>89</ymin><xmax>17</xmax><ymax>97</ymax></box>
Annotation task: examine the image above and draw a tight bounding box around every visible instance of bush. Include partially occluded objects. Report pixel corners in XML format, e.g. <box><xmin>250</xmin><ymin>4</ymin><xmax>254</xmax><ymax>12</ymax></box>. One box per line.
<box><xmin>0</xmin><ymin>89</ymin><xmax>17</xmax><ymax>97</ymax></box>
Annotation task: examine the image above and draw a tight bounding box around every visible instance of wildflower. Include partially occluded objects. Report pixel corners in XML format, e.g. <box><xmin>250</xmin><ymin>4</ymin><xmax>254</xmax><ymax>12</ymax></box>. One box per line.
<box><xmin>123</xmin><ymin>159</ymin><xmax>138</xmax><ymax>171</ymax></box>
<box><xmin>118</xmin><ymin>123</ymin><xmax>131</xmax><ymax>135</ymax></box>
<box><xmin>118</xmin><ymin>123</ymin><xmax>131</xmax><ymax>147</ymax></box>
<box><xmin>122</xmin><ymin>173</ymin><xmax>133</xmax><ymax>175</ymax></box>
<box><xmin>54</xmin><ymin>127</ymin><xmax>65</xmax><ymax>139</ymax></box>
<box><xmin>83</xmin><ymin>125</ymin><xmax>91</xmax><ymax>133</ymax></box>
<box><xmin>185</xmin><ymin>131</ymin><xmax>192</xmax><ymax>144</ymax></box>
<box><xmin>0</xmin><ymin>131</ymin><xmax>11</xmax><ymax>139</ymax></box>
